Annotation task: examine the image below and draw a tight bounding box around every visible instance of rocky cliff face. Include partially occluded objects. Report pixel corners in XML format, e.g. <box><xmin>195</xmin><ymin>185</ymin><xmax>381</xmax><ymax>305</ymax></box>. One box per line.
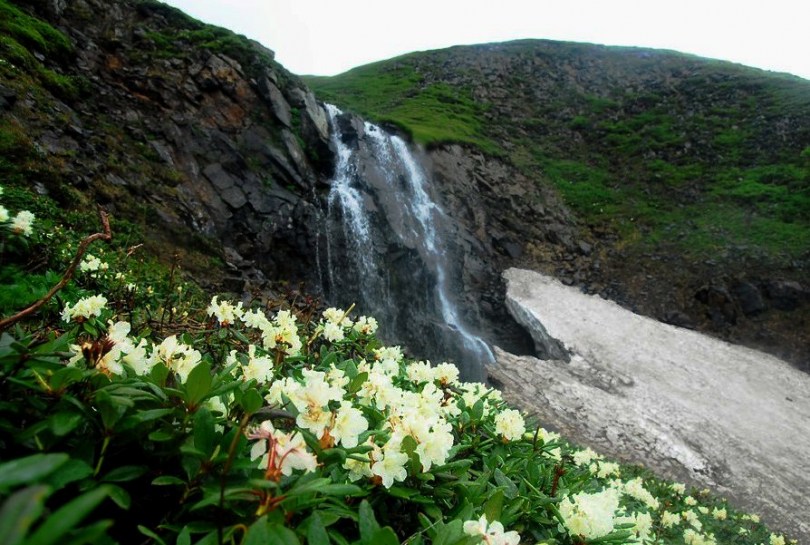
<box><xmin>2</xmin><ymin>0</ymin><xmax>333</xmax><ymax>293</ymax></box>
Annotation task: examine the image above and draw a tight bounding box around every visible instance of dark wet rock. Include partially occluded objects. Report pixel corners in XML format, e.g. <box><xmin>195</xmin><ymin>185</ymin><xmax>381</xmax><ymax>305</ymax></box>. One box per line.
<box><xmin>765</xmin><ymin>280</ymin><xmax>805</xmax><ymax>311</ymax></box>
<box><xmin>732</xmin><ymin>280</ymin><xmax>766</xmax><ymax>316</ymax></box>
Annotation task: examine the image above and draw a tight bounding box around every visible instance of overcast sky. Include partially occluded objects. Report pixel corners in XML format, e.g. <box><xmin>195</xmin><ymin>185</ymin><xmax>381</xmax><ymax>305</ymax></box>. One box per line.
<box><xmin>162</xmin><ymin>0</ymin><xmax>810</xmax><ymax>80</ymax></box>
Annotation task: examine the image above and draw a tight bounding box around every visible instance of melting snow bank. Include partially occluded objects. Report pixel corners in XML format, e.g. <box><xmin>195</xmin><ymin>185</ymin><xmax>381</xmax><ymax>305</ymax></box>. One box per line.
<box><xmin>489</xmin><ymin>268</ymin><xmax>810</xmax><ymax>541</ymax></box>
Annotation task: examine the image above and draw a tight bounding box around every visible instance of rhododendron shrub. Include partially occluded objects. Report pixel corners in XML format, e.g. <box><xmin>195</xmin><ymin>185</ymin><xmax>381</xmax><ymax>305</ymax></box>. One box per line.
<box><xmin>0</xmin><ymin>202</ymin><xmax>792</xmax><ymax>545</ymax></box>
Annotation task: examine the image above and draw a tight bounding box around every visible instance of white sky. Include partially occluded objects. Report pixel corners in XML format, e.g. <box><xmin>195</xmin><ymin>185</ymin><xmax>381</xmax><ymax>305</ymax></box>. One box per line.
<box><xmin>162</xmin><ymin>0</ymin><xmax>810</xmax><ymax>81</ymax></box>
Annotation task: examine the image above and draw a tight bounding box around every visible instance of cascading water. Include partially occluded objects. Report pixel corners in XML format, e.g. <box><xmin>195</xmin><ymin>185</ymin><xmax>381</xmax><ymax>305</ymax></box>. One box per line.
<box><xmin>323</xmin><ymin>105</ymin><xmax>494</xmax><ymax>379</ymax></box>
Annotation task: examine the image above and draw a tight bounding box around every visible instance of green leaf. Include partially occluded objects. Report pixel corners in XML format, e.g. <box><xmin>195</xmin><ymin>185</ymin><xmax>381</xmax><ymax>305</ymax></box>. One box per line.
<box><xmin>94</xmin><ymin>390</ymin><xmax>128</xmax><ymax>430</ymax></box>
<box><xmin>0</xmin><ymin>485</ymin><xmax>50</xmax><ymax>545</ymax></box>
<box><xmin>493</xmin><ymin>469</ymin><xmax>518</xmax><ymax>499</ymax></box>
<box><xmin>106</xmin><ymin>485</ymin><xmax>131</xmax><ymax>509</ymax></box>
<box><xmin>102</xmin><ymin>465</ymin><xmax>147</xmax><ymax>483</ymax></box>
<box><xmin>470</xmin><ymin>399</ymin><xmax>485</xmax><ymax>421</ymax></box>
<box><xmin>387</xmin><ymin>486</ymin><xmax>418</xmax><ymax>499</ymax></box>
<box><xmin>148</xmin><ymin>430</ymin><xmax>174</xmax><ymax>442</ymax></box>
<box><xmin>60</xmin><ymin>519</ymin><xmax>113</xmax><ymax>545</ymax></box>
<box><xmin>193</xmin><ymin>408</ymin><xmax>216</xmax><ymax>457</ymax></box>
<box><xmin>48</xmin><ymin>367</ymin><xmax>85</xmax><ymax>391</ymax></box>
<box><xmin>483</xmin><ymin>488</ymin><xmax>504</xmax><ymax>523</ymax></box>
<box><xmin>137</xmin><ymin>525</ymin><xmax>168</xmax><ymax>545</ymax></box>
<box><xmin>48</xmin><ymin>412</ymin><xmax>83</xmax><ymax>437</ymax></box>
<box><xmin>177</xmin><ymin>526</ymin><xmax>191</xmax><ymax>545</ymax></box>
<box><xmin>316</xmin><ymin>483</ymin><xmax>364</xmax><ymax>497</ymax></box>
<box><xmin>264</xmin><ymin>523</ymin><xmax>300</xmax><ymax>545</ymax></box>
<box><xmin>0</xmin><ymin>453</ymin><xmax>69</xmax><ymax>490</ymax></box>
<box><xmin>243</xmin><ymin>517</ymin><xmax>270</xmax><ymax>545</ymax></box>
<box><xmin>185</xmin><ymin>361</ymin><xmax>212</xmax><ymax>406</ymax></box>
<box><xmin>358</xmin><ymin>500</ymin><xmax>380</xmax><ymax>544</ymax></box>
<box><xmin>25</xmin><ymin>485</ymin><xmax>112</xmax><ymax>545</ymax></box>
<box><xmin>45</xmin><ymin>458</ymin><xmax>93</xmax><ymax>490</ymax></box>
<box><xmin>346</xmin><ymin>372</ymin><xmax>368</xmax><ymax>394</ymax></box>
<box><xmin>306</xmin><ymin>512</ymin><xmax>330</xmax><ymax>545</ymax></box>
<box><xmin>370</xmin><ymin>527</ymin><xmax>399</xmax><ymax>545</ymax></box>
<box><xmin>241</xmin><ymin>387</ymin><xmax>263</xmax><ymax>414</ymax></box>
<box><xmin>151</xmin><ymin>475</ymin><xmax>186</xmax><ymax>486</ymax></box>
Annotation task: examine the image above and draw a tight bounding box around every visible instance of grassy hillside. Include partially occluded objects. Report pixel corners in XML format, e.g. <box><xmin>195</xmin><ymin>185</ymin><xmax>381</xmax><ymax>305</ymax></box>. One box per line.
<box><xmin>305</xmin><ymin>41</ymin><xmax>810</xmax><ymax>263</ymax></box>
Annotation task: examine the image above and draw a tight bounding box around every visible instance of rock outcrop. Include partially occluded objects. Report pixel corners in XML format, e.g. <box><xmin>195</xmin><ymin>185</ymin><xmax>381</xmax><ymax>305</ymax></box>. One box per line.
<box><xmin>489</xmin><ymin>268</ymin><xmax>810</xmax><ymax>541</ymax></box>
<box><xmin>4</xmin><ymin>0</ymin><xmax>334</xmax><ymax>292</ymax></box>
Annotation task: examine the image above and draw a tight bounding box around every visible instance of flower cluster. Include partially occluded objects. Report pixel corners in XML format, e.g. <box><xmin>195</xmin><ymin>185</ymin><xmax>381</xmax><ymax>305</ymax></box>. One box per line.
<box><xmin>463</xmin><ymin>514</ymin><xmax>521</xmax><ymax>545</ymax></box>
<box><xmin>79</xmin><ymin>253</ymin><xmax>109</xmax><ymax>275</ymax></box>
<box><xmin>61</xmin><ymin>295</ymin><xmax>108</xmax><ymax>322</ymax></box>
<box><xmin>0</xmin><ymin>188</ymin><xmax>35</xmax><ymax>236</ymax></box>
<box><xmin>558</xmin><ymin>487</ymin><xmax>621</xmax><ymax>539</ymax></box>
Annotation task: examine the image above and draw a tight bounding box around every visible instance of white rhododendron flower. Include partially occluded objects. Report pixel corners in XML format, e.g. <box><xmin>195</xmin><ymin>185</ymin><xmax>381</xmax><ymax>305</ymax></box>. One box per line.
<box><xmin>240</xmin><ymin>344</ymin><xmax>274</xmax><ymax>383</ymax></box>
<box><xmin>684</xmin><ymin>495</ymin><xmax>697</xmax><ymax>506</ymax></box>
<box><xmin>242</xmin><ymin>308</ymin><xmax>270</xmax><ymax>330</ymax></box>
<box><xmin>682</xmin><ymin>510</ymin><xmax>702</xmax><ymax>530</ymax></box>
<box><xmin>61</xmin><ymin>295</ymin><xmax>108</xmax><ymax>322</ymax></box>
<box><xmin>572</xmin><ymin>447</ymin><xmax>602</xmax><ymax>467</ymax></box>
<box><xmin>670</xmin><ymin>482</ymin><xmax>686</xmax><ymax>495</ymax></box>
<box><xmin>249</xmin><ymin>420</ymin><xmax>317</xmax><ymax>476</ymax></box>
<box><xmin>558</xmin><ymin>488</ymin><xmax>620</xmax><ymax>539</ymax></box>
<box><xmin>462</xmin><ymin>514</ymin><xmax>520</xmax><ymax>545</ymax></box>
<box><xmin>711</xmin><ymin>507</ymin><xmax>727</xmax><ymax>520</ymax></box>
<box><xmin>96</xmin><ymin>321</ymin><xmax>141</xmax><ymax>376</ymax></box>
<box><xmin>79</xmin><ymin>254</ymin><xmax>107</xmax><ymax>273</ymax></box>
<box><xmin>343</xmin><ymin>438</ymin><xmax>378</xmax><ymax>482</ymax></box>
<box><xmin>322</xmin><ymin>320</ymin><xmax>344</xmax><ymax>342</ymax></box>
<box><xmin>206</xmin><ymin>296</ymin><xmax>244</xmax><ymax>326</ymax></box>
<box><xmin>152</xmin><ymin>335</ymin><xmax>202</xmax><ymax>382</ymax></box>
<box><xmin>494</xmin><ymin>409</ymin><xmax>525</xmax><ymax>441</ymax></box>
<box><xmin>405</xmin><ymin>360</ymin><xmax>434</xmax><ymax>383</ymax></box>
<box><xmin>287</xmin><ymin>369</ymin><xmax>344</xmax><ymax>437</ymax></box>
<box><xmin>0</xmin><ymin>205</ymin><xmax>8</xmax><ymax>222</ymax></box>
<box><xmin>353</xmin><ymin>315</ymin><xmax>378</xmax><ymax>335</ymax></box>
<box><xmin>371</xmin><ymin>439</ymin><xmax>408</xmax><ymax>488</ymax></box>
<box><xmin>322</xmin><ymin>307</ymin><xmax>352</xmax><ymax>327</ymax></box>
<box><xmin>10</xmin><ymin>210</ymin><xmax>34</xmax><ymax>236</ymax></box>
<box><xmin>373</xmin><ymin>345</ymin><xmax>403</xmax><ymax>368</ymax></box>
<box><xmin>589</xmin><ymin>460</ymin><xmax>621</xmax><ymax>478</ymax></box>
<box><xmin>661</xmin><ymin>510</ymin><xmax>681</xmax><ymax>528</ymax></box>
<box><xmin>330</xmin><ymin>401</ymin><xmax>368</xmax><ymax>448</ymax></box>
<box><xmin>326</xmin><ymin>363</ymin><xmax>349</xmax><ymax>390</ymax></box>
<box><xmin>617</xmin><ymin>511</ymin><xmax>654</xmax><ymax>543</ymax></box>
<box><xmin>683</xmin><ymin>529</ymin><xmax>717</xmax><ymax>545</ymax></box>
<box><xmin>622</xmin><ymin>477</ymin><xmax>660</xmax><ymax>510</ymax></box>
<box><xmin>432</xmin><ymin>362</ymin><xmax>459</xmax><ymax>385</ymax></box>
<box><xmin>414</xmin><ymin>419</ymin><xmax>454</xmax><ymax>471</ymax></box>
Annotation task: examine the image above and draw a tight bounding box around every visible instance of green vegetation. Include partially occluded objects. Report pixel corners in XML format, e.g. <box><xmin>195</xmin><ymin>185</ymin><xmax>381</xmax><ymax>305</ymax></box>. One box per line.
<box><xmin>305</xmin><ymin>58</ymin><xmax>499</xmax><ymax>154</ymax></box>
<box><xmin>307</xmin><ymin>41</ymin><xmax>810</xmax><ymax>263</ymax></box>
<box><xmin>0</xmin><ymin>0</ymin><xmax>84</xmax><ymax>100</ymax></box>
<box><xmin>0</xmin><ymin>188</ymin><xmax>794</xmax><ymax>545</ymax></box>
<box><xmin>136</xmin><ymin>0</ymin><xmax>289</xmax><ymax>85</ymax></box>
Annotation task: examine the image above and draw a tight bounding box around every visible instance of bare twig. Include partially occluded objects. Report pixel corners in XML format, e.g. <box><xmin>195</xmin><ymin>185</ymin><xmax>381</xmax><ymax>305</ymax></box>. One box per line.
<box><xmin>0</xmin><ymin>207</ymin><xmax>112</xmax><ymax>331</ymax></box>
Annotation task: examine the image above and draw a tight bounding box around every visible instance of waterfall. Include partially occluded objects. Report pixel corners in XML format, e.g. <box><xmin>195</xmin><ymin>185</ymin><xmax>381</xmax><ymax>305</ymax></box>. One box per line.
<box><xmin>323</xmin><ymin>105</ymin><xmax>494</xmax><ymax>379</ymax></box>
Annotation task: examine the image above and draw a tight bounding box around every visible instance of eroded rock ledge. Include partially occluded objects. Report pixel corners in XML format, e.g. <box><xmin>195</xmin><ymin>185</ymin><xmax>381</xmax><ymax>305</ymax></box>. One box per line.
<box><xmin>489</xmin><ymin>268</ymin><xmax>810</xmax><ymax>541</ymax></box>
